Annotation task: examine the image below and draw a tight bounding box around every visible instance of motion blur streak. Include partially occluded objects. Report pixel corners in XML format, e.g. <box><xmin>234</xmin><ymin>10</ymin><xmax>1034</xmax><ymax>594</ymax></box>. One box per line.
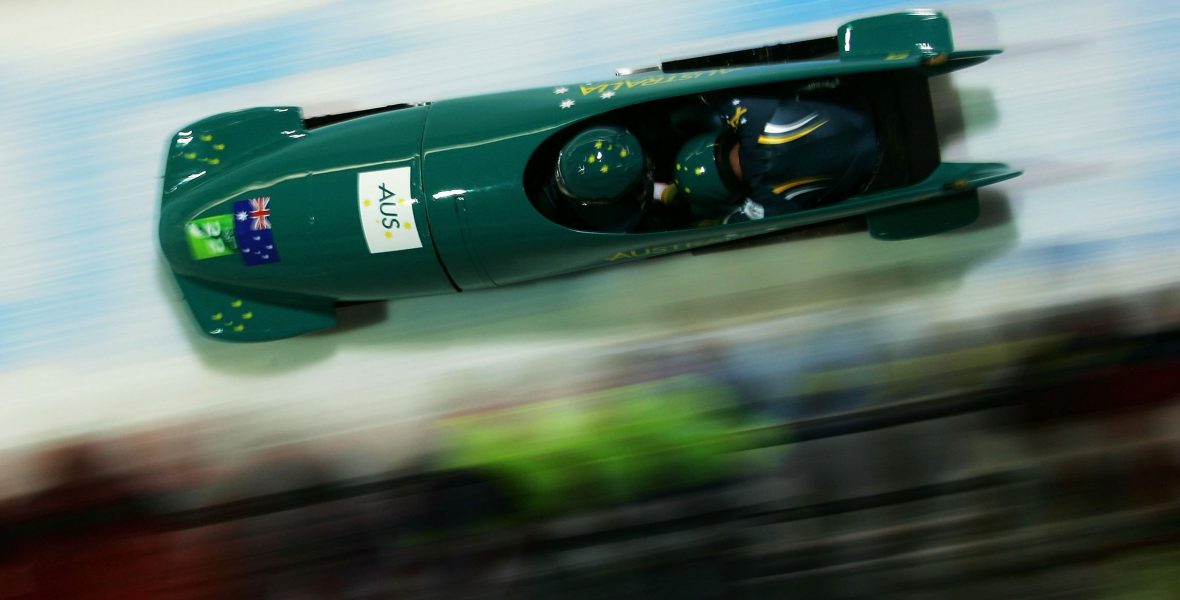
<box><xmin>3</xmin><ymin>309</ymin><xmax>1180</xmax><ymax>597</ymax></box>
<box><xmin>3</xmin><ymin>0</ymin><xmax>1180</xmax><ymax>597</ymax></box>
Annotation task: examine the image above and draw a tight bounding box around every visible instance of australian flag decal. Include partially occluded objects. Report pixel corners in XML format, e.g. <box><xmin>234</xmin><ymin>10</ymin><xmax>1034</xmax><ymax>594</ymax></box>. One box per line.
<box><xmin>233</xmin><ymin>197</ymin><xmax>280</xmax><ymax>266</ymax></box>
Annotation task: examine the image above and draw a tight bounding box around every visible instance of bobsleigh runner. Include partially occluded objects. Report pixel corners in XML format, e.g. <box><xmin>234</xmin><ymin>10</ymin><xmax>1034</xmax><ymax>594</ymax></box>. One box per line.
<box><xmin>158</xmin><ymin>10</ymin><xmax>1020</xmax><ymax>342</ymax></box>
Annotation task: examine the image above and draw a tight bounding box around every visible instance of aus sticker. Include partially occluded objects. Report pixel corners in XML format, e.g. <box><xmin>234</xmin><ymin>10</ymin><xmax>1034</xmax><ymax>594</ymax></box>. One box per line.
<box><xmin>185</xmin><ymin>214</ymin><xmax>237</xmax><ymax>260</ymax></box>
<box><xmin>357</xmin><ymin>166</ymin><xmax>422</xmax><ymax>254</ymax></box>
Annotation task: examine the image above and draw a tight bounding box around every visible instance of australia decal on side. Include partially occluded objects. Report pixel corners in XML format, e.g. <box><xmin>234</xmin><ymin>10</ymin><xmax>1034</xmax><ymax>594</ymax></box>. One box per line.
<box><xmin>184</xmin><ymin>196</ymin><xmax>280</xmax><ymax>266</ymax></box>
<box><xmin>233</xmin><ymin>197</ymin><xmax>280</xmax><ymax>266</ymax></box>
<box><xmin>357</xmin><ymin>166</ymin><xmax>422</xmax><ymax>254</ymax></box>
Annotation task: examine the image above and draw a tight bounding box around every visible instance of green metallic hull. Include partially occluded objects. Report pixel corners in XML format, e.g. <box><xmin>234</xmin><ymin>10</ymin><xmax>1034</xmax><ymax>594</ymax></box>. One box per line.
<box><xmin>158</xmin><ymin>10</ymin><xmax>1020</xmax><ymax>341</ymax></box>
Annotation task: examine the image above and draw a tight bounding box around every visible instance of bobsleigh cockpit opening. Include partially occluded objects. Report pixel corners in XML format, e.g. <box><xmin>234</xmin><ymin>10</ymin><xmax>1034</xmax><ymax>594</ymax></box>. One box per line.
<box><xmin>524</xmin><ymin>70</ymin><xmax>941</xmax><ymax>234</ymax></box>
<box><xmin>524</xmin><ymin>94</ymin><xmax>724</xmax><ymax>234</ymax></box>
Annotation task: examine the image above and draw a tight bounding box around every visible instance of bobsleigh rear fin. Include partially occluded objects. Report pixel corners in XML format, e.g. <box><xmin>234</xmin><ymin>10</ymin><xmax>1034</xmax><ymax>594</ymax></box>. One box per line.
<box><xmin>839</xmin><ymin>11</ymin><xmax>1002</xmax><ymax>74</ymax></box>
<box><xmin>839</xmin><ymin>10</ymin><xmax>955</xmax><ymax>60</ymax></box>
<box><xmin>867</xmin><ymin>162</ymin><xmax>1021</xmax><ymax>240</ymax></box>
<box><xmin>172</xmin><ymin>275</ymin><xmax>336</xmax><ymax>342</ymax></box>
<box><xmin>868</xmin><ymin>190</ymin><xmax>980</xmax><ymax>241</ymax></box>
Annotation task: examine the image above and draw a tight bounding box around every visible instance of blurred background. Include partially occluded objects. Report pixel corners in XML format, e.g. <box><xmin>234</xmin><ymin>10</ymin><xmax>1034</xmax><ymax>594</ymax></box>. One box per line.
<box><xmin>3</xmin><ymin>0</ymin><xmax>1180</xmax><ymax>597</ymax></box>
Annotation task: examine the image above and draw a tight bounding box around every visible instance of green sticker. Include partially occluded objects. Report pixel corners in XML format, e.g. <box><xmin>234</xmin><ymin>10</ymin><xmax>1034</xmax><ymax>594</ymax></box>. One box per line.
<box><xmin>185</xmin><ymin>214</ymin><xmax>237</xmax><ymax>260</ymax></box>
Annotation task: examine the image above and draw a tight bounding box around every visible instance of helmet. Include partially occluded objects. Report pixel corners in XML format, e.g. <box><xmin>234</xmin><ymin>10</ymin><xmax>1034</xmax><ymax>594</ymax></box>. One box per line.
<box><xmin>556</xmin><ymin>126</ymin><xmax>647</xmax><ymax>206</ymax></box>
<box><xmin>674</xmin><ymin>133</ymin><xmax>739</xmax><ymax>217</ymax></box>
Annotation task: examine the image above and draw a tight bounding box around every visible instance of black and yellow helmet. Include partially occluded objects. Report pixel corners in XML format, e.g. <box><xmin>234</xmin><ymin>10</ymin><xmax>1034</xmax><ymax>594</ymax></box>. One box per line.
<box><xmin>556</xmin><ymin>126</ymin><xmax>646</xmax><ymax>206</ymax></box>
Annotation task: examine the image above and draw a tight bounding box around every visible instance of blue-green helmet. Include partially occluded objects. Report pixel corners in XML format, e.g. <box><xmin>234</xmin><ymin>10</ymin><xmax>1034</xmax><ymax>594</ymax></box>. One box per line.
<box><xmin>556</xmin><ymin>126</ymin><xmax>647</xmax><ymax>206</ymax></box>
<box><xmin>674</xmin><ymin>133</ymin><xmax>739</xmax><ymax>217</ymax></box>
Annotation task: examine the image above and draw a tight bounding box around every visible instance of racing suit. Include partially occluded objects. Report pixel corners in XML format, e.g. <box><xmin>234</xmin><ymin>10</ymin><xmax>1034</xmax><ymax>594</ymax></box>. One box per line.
<box><xmin>716</xmin><ymin>86</ymin><xmax>879</xmax><ymax>221</ymax></box>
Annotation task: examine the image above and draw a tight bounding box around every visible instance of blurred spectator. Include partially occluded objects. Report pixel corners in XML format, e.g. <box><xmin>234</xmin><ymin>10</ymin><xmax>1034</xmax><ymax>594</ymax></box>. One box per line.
<box><xmin>206</xmin><ymin>445</ymin><xmax>389</xmax><ymax>599</ymax></box>
<box><xmin>9</xmin><ymin>442</ymin><xmax>177</xmax><ymax>599</ymax></box>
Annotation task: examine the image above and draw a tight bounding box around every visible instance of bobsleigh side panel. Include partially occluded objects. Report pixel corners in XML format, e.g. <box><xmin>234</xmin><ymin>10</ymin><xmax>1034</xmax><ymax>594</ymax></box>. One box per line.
<box><xmin>422</xmin><ymin>57</ymin><xmax>929</xmax><ymax>289</ymax></box>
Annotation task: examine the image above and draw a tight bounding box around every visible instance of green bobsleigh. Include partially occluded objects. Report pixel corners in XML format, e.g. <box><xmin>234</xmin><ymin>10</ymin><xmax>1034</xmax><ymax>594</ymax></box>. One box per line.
<box><xmin>158</xmin><ymin>10</ymin><xmax>1019</xmax><ymax>341</ymax></box>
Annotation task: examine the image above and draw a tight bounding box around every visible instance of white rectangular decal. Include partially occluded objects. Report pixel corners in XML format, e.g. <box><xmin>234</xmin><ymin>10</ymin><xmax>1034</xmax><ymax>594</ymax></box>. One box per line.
<box><xmin>357</xmin><ymin>166</ymin><xmax>423</xmax><ymax>253</ymax></box>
